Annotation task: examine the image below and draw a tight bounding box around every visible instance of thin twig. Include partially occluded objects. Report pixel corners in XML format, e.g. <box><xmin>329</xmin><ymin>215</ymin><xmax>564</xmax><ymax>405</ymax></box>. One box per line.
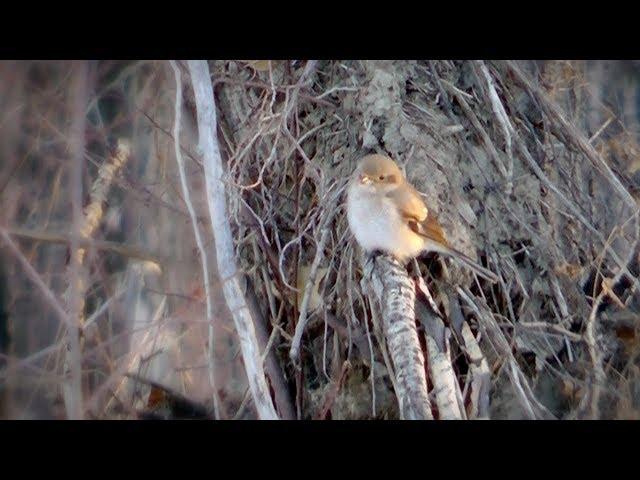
<box><xmin>290</xmin><ymin>226</ymin><xmax>330</xmax><ymax>363</ymax></box>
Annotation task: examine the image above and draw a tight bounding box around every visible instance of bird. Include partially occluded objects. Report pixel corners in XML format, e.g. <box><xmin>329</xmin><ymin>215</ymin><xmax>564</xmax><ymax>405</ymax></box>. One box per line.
<box><xmin>346</xmin><ymin>154</ymin><xmax>498</xmax><ymax>283</ymax></box>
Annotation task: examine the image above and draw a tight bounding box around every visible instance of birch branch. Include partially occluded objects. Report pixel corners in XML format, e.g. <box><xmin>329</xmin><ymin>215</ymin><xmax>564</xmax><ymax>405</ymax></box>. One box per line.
<box><xmin>363</xmin><ymin>254</ymin><xmax>432</xmax><ymax>420</ymax></box>
<box><xmin>459</xmin><ymin>321</ymin><xmax>491</xmax><ymax>419</ymax></box>
<box><xmin>448</xmin><ymin>291</ymin><xmax>490</xmax><ymax>419</ymax></box>
<box><xmin>170</xmin><ymin>60</ymin><xmax>220</xmax><ymax>420</ymax></box>
<box><xmin>415</xmin><ymin>281</ymin><xmax>464</xmax><ymax>420</ymax></box>
<box><xmin>186</xmin><ymin>60</ymin><xmax>279</xmax><ymax>420</ymax></box>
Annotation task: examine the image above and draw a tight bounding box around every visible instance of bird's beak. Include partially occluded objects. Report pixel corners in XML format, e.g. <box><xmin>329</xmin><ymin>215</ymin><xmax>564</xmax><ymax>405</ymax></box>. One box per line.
<box><xmin>359</xmin><ymin>174</ymin><xmax>371</xmax><ymax>185</ymax></box>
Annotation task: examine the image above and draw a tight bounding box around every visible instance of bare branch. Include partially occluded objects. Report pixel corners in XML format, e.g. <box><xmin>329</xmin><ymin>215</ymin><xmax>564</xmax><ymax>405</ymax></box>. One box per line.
<box><xmin>169</xmin><ymin>60</ymin><xmax>221</xmax><ymax>419</ymax></box>
<box><xmin>416</xmin><ymin>278</ymin><xmax>464</xmax><ymax>420</ymax></box>
<box><xmin>63</xmin><ymin>60</ymin><xmax>89</xmax><ymax>420</ymax></box>
<box><xmin>186</xmin><ymin>60</ymin><xmax>279</xmax><ymax>420</ymax></box>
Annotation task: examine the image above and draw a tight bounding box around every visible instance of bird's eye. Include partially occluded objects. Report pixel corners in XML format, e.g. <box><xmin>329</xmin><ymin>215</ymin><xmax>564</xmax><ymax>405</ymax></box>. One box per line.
<box><xmin>379</xmin><ymin>175</ymin><xmax>385</xmax><ymax>181</ymax></box>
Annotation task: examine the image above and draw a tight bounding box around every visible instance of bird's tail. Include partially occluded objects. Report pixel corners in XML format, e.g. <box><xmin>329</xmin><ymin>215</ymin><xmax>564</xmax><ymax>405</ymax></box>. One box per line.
<box><xmin>429</xmin><ymin>243</ymin><xmax>498</xmax><ymax>284</ymax></box>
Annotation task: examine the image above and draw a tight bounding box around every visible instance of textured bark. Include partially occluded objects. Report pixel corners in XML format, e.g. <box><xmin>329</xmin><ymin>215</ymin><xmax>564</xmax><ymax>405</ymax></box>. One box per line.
<box><xmin>416</xmin><ymin>296</ymin><xmax>464</xmax><ymax>420</ymax></box>
<box><xmin>364</xmin><ymin>254</ymin><xmax>432</xmax><ymax>420</ymax></box>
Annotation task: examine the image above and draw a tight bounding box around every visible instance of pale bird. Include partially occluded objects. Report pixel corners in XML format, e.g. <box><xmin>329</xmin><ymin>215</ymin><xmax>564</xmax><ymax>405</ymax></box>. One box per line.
<box><xmin>347</xmin><ymin>154</ymin><xmax>498</xmax><ymax>283</ymax></box>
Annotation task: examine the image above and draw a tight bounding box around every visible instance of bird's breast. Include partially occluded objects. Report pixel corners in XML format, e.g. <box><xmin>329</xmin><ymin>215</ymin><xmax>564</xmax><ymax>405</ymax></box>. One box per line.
<box><xmin>347</xmin><ymin>186</ymin><xmax>424</xmax><ymax>261</ymax></box>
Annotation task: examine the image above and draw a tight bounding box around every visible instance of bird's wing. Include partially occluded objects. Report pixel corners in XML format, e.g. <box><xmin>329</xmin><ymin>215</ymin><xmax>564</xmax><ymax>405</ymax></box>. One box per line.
<box><xmin>387</xmin><ymin>184</ymin><xmax>497</xmax><ymax>282</ymax></box>
<box><xmin>386</xmin><ymin>184</ymin><xmax>449</xmax><ymax>247</ymax></box>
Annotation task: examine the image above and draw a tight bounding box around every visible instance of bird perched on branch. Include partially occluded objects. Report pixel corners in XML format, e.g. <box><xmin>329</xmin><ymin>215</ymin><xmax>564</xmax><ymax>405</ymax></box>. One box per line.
<box><xmin>347</xmin><ymin>154</ymin><xmax>498</xmax><ymax>283</ymax></box>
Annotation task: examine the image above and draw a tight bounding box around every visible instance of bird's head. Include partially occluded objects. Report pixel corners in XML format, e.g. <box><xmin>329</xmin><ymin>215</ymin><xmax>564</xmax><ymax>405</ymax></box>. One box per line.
<box><xmin>355</xmin><ymin>154</ymin><xmax>403</xmax><ymax>193</ymax></box>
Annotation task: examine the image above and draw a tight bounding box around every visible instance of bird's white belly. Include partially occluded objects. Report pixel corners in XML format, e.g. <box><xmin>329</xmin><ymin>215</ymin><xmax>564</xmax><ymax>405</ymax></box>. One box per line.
<box><xmin>347</xmin><ymin>189</ymin><xmax>424</xmax><ymax>261</ymax></box>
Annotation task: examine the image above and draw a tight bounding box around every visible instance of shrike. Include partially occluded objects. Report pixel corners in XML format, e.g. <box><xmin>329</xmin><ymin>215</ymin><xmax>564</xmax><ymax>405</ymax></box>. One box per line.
<box><xmin>347</xmin><ymin>154</ymin><xmax>497</xmax><ymax>283</ymax></box>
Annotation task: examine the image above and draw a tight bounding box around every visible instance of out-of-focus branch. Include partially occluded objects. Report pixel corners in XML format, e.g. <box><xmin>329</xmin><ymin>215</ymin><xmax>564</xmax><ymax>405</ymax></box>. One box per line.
<box><xmin>363</xmin><ymin>254</ymin><xmax>432</xmax><ymax>420</ymax></box>
<box><xmin>62</xmin><ymin>137</ymin><xmax>131</xmax><ymax>419</ymax></box>
<box><xmin>64</xmin><ymin>60</ymin><xmax>89</xmax><ymax>420</ymax></box>
<box><xmin>101</xmin><ymin>292</ymin><xmax>168</xmax><ymax>417</ymax></box>
<box><xmin>6</xmin><ymin>227</ymin><xmax>163</xmax><ymax>265</ymax></box>
<box><xmin>0</xmin><ymin>227</ymin><xmax>71</xmax><ymax>328</ymax></box>
<box><xmin>474</xmin><ymin>60</ymin><xmax>514</xmax><ymax>180</ymax></box>
<box><xmin>186</xmin><ymin>60</ymin><xmax>279</xmax><ymax>420</ymax></box>
<box><xmin>60</xmin><ymin>71</ymin><xmax>131</xmax><ymax>419</ymax></box>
